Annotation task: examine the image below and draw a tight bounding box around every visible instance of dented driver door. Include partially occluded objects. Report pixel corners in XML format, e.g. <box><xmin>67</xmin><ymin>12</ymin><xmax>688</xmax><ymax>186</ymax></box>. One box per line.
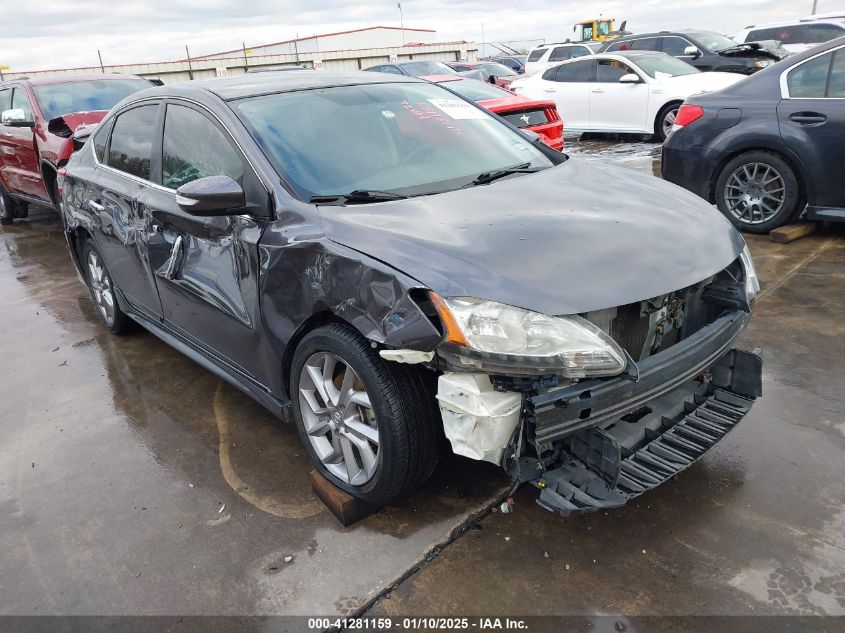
<box><xmin>140</xmin><ymin>101</ymin><xmax>267</xmax><ymax>380</ymax></box>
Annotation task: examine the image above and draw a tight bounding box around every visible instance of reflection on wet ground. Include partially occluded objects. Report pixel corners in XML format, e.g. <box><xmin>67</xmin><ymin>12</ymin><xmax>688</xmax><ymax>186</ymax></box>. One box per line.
<box><xmin>1</xmin><ymin>137</ymin><xmax>843</xmax><ymax>618</ymax></box>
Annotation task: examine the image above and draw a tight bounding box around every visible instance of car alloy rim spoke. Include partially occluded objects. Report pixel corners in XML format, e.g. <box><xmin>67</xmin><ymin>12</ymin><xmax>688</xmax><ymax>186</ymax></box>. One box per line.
<box><xmin>663</xmin><ymin>110</ymin><xmax>677</xmax><ymax>133</ymax></box>
<box><xmin>724</xmin><ymin>162</ymin><xmax>785</xmax><ymax>225</ymax></box>
<box><xmin>298</xmin><ymin>351</ymin><xmax>379</xmax><ymax>486</ymax></box>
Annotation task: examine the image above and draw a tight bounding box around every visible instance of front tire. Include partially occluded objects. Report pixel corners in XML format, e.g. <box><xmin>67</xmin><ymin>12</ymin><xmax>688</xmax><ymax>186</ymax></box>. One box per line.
<box><xmin>290</xmin><ymin>324</ymin><xmax>439</xmax><ymax>507</ymax></box>
<box><xmin>82</xmin><ymin>239</ymin><xmax>133</xmax><ymax>334</ymax></box>
<box><xmin>715</xmin><ymin>151</ymin><xmax>803</xmax><ymax>233</ymax></box>
<box><xmin>0</xmin><ymin>182</ymin><xmax>17</xmax><ymax>225</ymax></box>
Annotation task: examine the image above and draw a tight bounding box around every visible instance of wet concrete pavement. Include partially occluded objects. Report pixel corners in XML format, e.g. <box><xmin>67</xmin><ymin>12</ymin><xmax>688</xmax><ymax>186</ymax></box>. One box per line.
<box><xmin>1</xmin><ymin>135</ymin><xmax>843</xmax><ymax>619</ymax></box>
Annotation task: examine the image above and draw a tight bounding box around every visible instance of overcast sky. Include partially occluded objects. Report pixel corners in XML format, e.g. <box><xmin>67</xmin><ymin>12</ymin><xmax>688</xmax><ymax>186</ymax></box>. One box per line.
<box><xmin>0</xmin><ymin>0</ymin><xmax>838</xmax><ymax>73</ymax></box>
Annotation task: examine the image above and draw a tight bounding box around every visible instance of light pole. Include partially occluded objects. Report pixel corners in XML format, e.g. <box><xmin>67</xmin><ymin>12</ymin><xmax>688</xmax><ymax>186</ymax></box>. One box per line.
<box><xmin>398</xmin><ymin>2</ymin><xmax>405</xmax><ymax>45</ymax></box>
<box><xmin>812</xmin><ymin>0</ymin><xmax>818</xmax><ymax>14</ymax></box>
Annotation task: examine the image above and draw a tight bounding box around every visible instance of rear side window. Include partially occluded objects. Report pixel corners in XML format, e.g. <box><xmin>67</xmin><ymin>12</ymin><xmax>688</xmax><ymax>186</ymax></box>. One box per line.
<box><xmin>787</xmin><ymin>53</ymin><xmax>832</xmax><ymax>98</ymax></box>
<box><xmin>107</xmin><ymin>104</ymin><xmax>158</xmax><ymax>180</ymax></box>
<box><xmin>549</xmin><ymin>47</ymin><xmax>571</xmax><ymax>62</ymax></box>
<box><xmin>91</xmin><ymin>119</ymin><xmax>112</xmax><ymax>162</ymax></box>
<box><xmin>162</xmin><ymin>104</ymin><xmax>243</xmax><ymax>189</ymax></box>
<box><xmin>551</xmin><ymin>60</ymin><xmax>594</xmax><ymax>82</ymax></box>
<box><xmin>527</xmin><ymin>49</ymin><xmax>546</xmax><ymax>62</ymax></box>
<box><xmin>0</xmin><ymin>88</ymin><xmax>10</xmax><ymax>113</ymax></box>
<box><xmin>631</xmin><ymin>37</ymin><xmax>661</xmax><ymax>51</ymax></box>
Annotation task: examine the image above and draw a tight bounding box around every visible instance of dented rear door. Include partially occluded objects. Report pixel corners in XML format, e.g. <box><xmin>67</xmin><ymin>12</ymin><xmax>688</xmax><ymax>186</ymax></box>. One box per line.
<box><xmin>141</xmin><ymin>101</ymin><xmax>267</xmax><ymax>379</ymax></box>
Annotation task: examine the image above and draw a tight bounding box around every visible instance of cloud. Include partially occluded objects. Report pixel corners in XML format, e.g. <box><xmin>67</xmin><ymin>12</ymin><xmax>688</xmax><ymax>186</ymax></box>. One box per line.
<box><xmin>0</xmin><ymin>0</ymin><xmax>818</xmax><ymax>73</ymax></box>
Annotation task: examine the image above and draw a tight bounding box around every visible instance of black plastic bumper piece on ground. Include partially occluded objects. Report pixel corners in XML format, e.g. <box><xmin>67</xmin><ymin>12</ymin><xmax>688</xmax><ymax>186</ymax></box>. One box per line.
<box><xmin>533</xmin><ymin>349</ymin><xmax>761</xmax><ymax>517</ymax></box>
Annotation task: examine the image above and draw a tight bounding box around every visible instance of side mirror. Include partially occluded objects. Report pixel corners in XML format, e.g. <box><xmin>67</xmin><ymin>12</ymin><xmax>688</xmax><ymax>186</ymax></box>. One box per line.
<box><xmin>619</xmin><ymin>73</ymin><xmax>641</xmax><ymax>84</ymax></box>
<box><xmin>488</xmin><ymin>75</ymin><xmax>497</xmax><ymax>84</ymax></box>
<box><xmin>1</xmin><ymin>109</ymin><xmax>34</xmax><ymax>128</ymax></box>
<box><xmin>176</xmin><ymin>175</ymin><xmax>245</xmax><ymax>216</ymax></box>
<box><xmin>683</xmin><ymin>45</ymin><xmax>701</xmax><ymax>57</ymax></box>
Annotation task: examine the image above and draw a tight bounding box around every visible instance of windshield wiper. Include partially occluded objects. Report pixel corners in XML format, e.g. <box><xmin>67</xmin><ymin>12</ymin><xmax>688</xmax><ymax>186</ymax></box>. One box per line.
<box><xmin>467</xmin><ymin>163</ymin><xmax>544</xmax><ymax>186</ymax></box>
<box><xmin>309</xmin><ymin>189</ymin><xmax>408</xmax><ymax>205</ymax></box>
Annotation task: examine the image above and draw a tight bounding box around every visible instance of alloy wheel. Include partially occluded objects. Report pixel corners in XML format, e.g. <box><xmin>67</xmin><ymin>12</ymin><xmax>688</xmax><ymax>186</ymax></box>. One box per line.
<box><xmin>724</xmin><ymin>162</ymin><xmax>786</xmax><ymax>225</ymax></box>
<box><xmin>87</xmin><ymin>249</ymin><xmax>116</xmax><ymax>326</ymax></box>
<box><xmin>662</xmin><ymin>107</ymin><xmax>678</xmax><ymax>138</ymax></box>
<box><xmin>298</xmin><ymin>352</ymin><xmax>379</xmax><ymax>486</ymax></box>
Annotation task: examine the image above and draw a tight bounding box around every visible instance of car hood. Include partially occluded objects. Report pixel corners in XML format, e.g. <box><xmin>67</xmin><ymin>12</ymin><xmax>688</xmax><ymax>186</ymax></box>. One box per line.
<box><xmin>655</xmin><ymin>72</ymin><xmax>744</xmax><ymax>93</ymax></box>
<box><xmin>719</xmin><ymin>40</ymin><xmax>790</xmax><ymax>60</ymax></box>
<box><xmin>319</xmin><ymin>160</ymin><xmax>745</xmax><ymax>316</ymax></box>
<box><xmin>46</xmin><ymin>110</ymin><xmax>109</xmax><ymax>138</ymax></box>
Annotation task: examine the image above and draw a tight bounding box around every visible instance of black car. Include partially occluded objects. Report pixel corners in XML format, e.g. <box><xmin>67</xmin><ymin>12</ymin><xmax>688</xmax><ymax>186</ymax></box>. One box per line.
<box><xmin>600</xmin><ymin>30</ymin><xmax>787</xmax><ymax>74</ymax></box>
<box><xmin>485</xmin><ymin>55</ymin><xmax>527</xmax><ymax>74</ymax></box>
<box><xmin>59</xmin><ymin>71</ymin><xmax>762</xmax><ymax>513</ymax></box>
<box><xmin>663</xmin><ymin>35</ymin><xmax>845</xmax><ymax>233</ymax></box>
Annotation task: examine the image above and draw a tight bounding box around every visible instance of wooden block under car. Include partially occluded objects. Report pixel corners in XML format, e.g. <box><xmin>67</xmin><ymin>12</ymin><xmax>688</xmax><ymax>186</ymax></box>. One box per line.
<box><xmin>770</xmin><ymin>222</ymin><xmax>816</xmax><ymax>244</ymax></box>
<box><xmin>310</xmin><ymin>470</ymin><xmax>379</xmax><ymax>526</ymax></box>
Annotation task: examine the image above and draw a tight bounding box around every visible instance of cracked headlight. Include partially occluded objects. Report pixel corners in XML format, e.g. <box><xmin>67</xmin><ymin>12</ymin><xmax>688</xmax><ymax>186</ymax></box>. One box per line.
<box><xmin>740</xmin><ymin>243</ymin><xmax>760</xmax><ymax>302</ymax></box>
<box><xmin>431</xmin><ymin>295</ymin><xmax>627</xmax><ymax>378</ymax></box>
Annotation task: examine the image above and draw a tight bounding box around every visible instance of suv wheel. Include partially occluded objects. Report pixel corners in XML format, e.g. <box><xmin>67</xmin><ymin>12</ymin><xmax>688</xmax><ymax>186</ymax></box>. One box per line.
<box><xmin>715</xmin><ymin>151</ymin><xmax>803</xmax><ymax>233</ymax></box>
<box><xmin>83</xmin><ymin>239</ymin><xmax>133</xmax><ymax>334</ymax></box>
<box><xmin>290</xmin><ymin>324</ymin><xmax>439</xmax><ymax>507</ymax></box>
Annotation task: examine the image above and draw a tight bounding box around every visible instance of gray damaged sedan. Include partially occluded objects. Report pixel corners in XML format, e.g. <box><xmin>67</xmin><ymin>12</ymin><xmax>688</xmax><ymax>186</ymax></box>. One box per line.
<box><xmin>58</xmin><ymin>71</ymin><xmax>762</xmax><ymax>514</ymax></box>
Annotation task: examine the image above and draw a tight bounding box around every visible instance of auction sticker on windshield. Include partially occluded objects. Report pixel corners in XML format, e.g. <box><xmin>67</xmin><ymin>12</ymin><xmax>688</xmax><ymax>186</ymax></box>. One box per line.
<box><xmin>427</xmin><ymin>98</ymin><xmax>487</xmax><ymax>119</ymax></box>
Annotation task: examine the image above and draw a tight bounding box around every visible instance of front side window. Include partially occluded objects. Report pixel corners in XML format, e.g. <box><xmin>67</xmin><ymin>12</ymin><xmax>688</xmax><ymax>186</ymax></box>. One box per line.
<box><xmin>33</xmin><ymin>79</ymin><xmax>150</xmax><ymax>121</ymax></box>
<box><xmin>91</xmin><ymin>119</ymin><xmax>112</xmax><ymax>162</ymax></box>
<box><xmin>606</xmin><ymin>40</ymin><xmax>632</xmax><ymax>52</ymax></box>
<box><xmin>596</xmin><ymin>59</ymin><xmax>636</xmax><ymax>82</ymax></box>
<box><xmin>805</xmin><ymin>23</ymin><xmax>845</xmax><ymax>44</ymax></box>
<box><xmin>107</xmin><ymin>104</ymin><xmax>158</xmax><ymax>180</ymax></box>
<box><xmin>662</xmin><ymin>37</ymin><xmax>693</xmax><ymax>56</ymax></box>
<box><xmin>162</xmin><ymin>104</ymin><xmax>243</xmax><ymax>190</ymax></box>
<box><xmin>827</xmin><ymin>50</ymin><xmax>845</xmax><ymax>98</ymax></box>
<box><xmin>550</xmin><ymin>47</ymin><xmax>572</xmax><ymax>62</ymax></box>
<box><xmin>11</xmin><ymin>88</ymin><xmax>33</xmax><ymax>120</ymax></box>
<box><xmin>0</xmin><ymin>88</ymin><xmax>11</xmax><ymax>113</ymax></box>
<box><xmin>235</xmin><ymin>82</ymin><xmax>552</xmax><ymax>200</ymax></box>
<box><xmin>788</xmin><ymin>52</ymin><xmax>832</xmax><ymax>98</ymax></box>
<box><xmin>631</xmin><ymin>37</ymin><xmax>661</xmax><ymax>52</ymax></box>
<box><xmin>571</xmin><ymin>47</ymin><xmax>592</xmax><ymax>58</ymax></box>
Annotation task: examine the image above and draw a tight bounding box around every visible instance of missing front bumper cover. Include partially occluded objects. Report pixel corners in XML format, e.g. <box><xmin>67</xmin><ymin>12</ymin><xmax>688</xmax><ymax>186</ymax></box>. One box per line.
<box><xmin>530</xmin><ymin>348</ymin><xmax>762</xmax><ymax>517</ymax></box>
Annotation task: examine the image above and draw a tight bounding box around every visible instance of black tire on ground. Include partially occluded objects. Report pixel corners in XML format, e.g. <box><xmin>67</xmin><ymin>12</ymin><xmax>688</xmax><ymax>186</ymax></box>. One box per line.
<box><xmin>82</xmin><ymin>239</ymin><xmax>134</xmax><ymax>334</ymax></box>
<box><xmin>714</xmin><ymin>150</ymin><xmax>803</xmax><ymax>234</ymax></box>
<box><xmin>290</xmin><ymin>323</ymin><xmax>440</xmax><ymax>507</ymax></box>
<box><xmin>655</xmin><ymin>103</ymin><xmax>681</xmax><ymax>143</ymax></box>
<box><xmin>0</xmin><ymin>181</ymin><xmax>17</xmax><ymax>225</ymax></box>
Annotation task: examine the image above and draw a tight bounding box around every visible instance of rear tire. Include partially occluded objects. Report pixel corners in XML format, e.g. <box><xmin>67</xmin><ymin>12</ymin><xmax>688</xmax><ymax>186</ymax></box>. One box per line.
<box><xmin>82</xmin><ymin>239</ymin><xmax>133</xmax><ymax>334</ymax></box>
<box><xmin>714</xmin><ymin>151</ymin><xmax>803</xmax><ymax>233</ymax></box>
<box><xmin>290</xmin><ymin>323</ymin><xmax>439</xmax><ymax>507</ymax></box>
<box><xmin>655</xmin><ymin>103</ymin><xmax>681</xmax><ymax>142</ymax></box>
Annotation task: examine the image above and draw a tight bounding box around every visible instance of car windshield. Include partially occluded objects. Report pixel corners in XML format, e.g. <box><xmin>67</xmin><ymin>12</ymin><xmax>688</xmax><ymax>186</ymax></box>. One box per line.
<box><xmin>690</xmin><ymin>31</ymin><xmax>739</xmax><ymax>52</ymax></box>
<box><xmin>235</xmin><ymin>82</ymin><xmax>553</xmax><ymax>200</ymax></box>
<box><xmin>439</xmin><ymin>78</ymin><xmax>510</xmax><ymax>101</ymax></box>
<box><xmin>33</xmin><ymin>79</ymin><xmax>150</xmax><ymax>120</ymax></box>
<box><xmin>631</xmin><ymin>54</ymin><xmax>700</xmax><ymax>78</ymax></box>
<box><xmin>479</xmin><ymin>62</ymin><xmax>517</xmax><ymax>76</ymax></box>
<box><xmin>399</xmin><ymin>61</ymin><xmax>458</xmax><ymax>77</ymax></box>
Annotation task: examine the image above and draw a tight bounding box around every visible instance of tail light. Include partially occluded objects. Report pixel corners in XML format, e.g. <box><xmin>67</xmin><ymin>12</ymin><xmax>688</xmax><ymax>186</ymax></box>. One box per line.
<box><xmin>673</xmin><ymin>104</ymin><xmax>704</xmax><ymax>129</ymax></box>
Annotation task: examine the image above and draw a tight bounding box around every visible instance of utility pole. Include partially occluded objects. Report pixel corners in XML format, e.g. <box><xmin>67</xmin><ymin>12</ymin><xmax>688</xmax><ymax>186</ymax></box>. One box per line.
<box><xmin>242</xmin><ymin>42</ymin><xmax>249</xmax><ymax>71</ymax></box>
<box><xmin>97</xmin><ymin>50</ymin><xmax>105</xmax><ymax>74</ymax></box>
<box><xmin>398</xmin><ymin>2</ymin><xmax>405</xmax><ymax>45</ymax></box>
<box><xmin>812</xmin><ymin>0</ymin><xmax>818</xmax><ymax>14</ymax></box>
<box><xmin>185</xmin><ymin>45</ymin><xmax>194</xmax><ymax>80</ymax></box>
<box><xmin>481</xmin><ymin>22</ymin><xmax>486</xmax><ymax>59</ymax></box>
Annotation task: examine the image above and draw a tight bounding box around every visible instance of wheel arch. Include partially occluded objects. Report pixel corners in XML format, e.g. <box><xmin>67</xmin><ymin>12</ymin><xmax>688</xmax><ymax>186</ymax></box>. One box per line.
<box><xmin>708</xmin><ymin>146</ymin><xmax>808</xmax><ymax>207</ymax></box>
<box><xmin>654</xmin><ymin>99</ymin><xmax>684</xmax><ymax>136</ymax></box>
<box><xmin>281</xmin><ymin>311</ymin><xmax>352</xmax><ymax>400</ymax></box>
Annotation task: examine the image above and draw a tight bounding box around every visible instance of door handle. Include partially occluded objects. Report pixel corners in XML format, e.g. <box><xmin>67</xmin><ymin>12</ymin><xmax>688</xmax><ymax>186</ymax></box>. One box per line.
<box><xmin>89</xmin><ymin>201</ymin><xmax>105</xmax><ymax>212</ymax></box>
<box><xmin>543</xmin><ymin>88</ymin><xmax>556</xmax><ymax>93</ymax></box>
<box><xmin>591</xmin><ymin>88</ymin><xmax>605</xmax><ymax>93</ymax></box>
<box><xmin>789</xmin><ymin>112</ymin><xmax>827</xmax><ymax>125</ymax></box>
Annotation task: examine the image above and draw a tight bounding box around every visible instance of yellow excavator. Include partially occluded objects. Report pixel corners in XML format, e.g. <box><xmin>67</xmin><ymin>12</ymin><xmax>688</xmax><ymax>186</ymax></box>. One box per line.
<box><xmin>573</xmin><ymin>18</ymin><xmax>629</xmax><ymax>42</ymax></box>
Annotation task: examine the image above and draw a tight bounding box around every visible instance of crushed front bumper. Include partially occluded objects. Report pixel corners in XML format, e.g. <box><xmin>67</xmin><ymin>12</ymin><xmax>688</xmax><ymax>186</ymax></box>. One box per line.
<box><xmin>522</xmin><ymin>311</ymin><xmax>762</xmax><ymax>516</ymax></box>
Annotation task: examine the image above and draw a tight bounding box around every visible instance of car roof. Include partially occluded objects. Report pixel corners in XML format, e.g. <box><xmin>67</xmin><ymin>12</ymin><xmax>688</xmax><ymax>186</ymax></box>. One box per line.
<box><xmin>1</xmin><ymin>73</ymin><xmax>146</xmax><ymax>87</ymax></box>
<box><xmin>149</xmin><ymin>70</ymin><xmax>424</xmax><ymax>101</ymax></box>
<box><xmin>742</xmin><ymin>17</ymin><xmax>845</xmax><ymax>29</ymax></box>
<box><xmin>608</xmin><ymin>29</ymin><xmax>718</xmax><ymax>41</ymax></box>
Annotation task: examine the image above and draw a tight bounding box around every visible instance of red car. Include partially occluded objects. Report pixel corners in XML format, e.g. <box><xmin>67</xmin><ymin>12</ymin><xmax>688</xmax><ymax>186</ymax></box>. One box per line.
<box><xmin>424</xmin><ymin>76</ymin><xmax>563</xmax><ymax>150</ymax></box>
<box><xmin>0</xmin><ymin>74</ymin><xmax>150</xmax><ymax>223</ymax></box>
